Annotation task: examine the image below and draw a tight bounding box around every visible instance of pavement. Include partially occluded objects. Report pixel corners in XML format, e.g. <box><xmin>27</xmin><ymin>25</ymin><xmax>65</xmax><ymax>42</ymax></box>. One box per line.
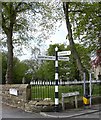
<box><xmin>40</xmin><ymin>104</ymin><xmax>101</xmax><ymax>118</ymax></box>
<box><xmin>1</xmin><ymin>103</ymin><xmax>101</xmax><ymax>119</ymax></box>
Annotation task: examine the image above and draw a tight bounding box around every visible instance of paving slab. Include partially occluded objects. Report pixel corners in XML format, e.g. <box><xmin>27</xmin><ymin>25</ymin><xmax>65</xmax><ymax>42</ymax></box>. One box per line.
<box><xmin>40</xmin><ymin>104</ymin><xmax>101</xmax><ymax>118</ymax></box>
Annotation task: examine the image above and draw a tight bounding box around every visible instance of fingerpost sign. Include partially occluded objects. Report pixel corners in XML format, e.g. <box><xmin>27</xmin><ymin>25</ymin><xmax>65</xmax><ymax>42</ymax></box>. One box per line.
<box><xmin>38</xmin><ymin>47</ymin><xmax>71</xmax><ymax>112</ymax></box>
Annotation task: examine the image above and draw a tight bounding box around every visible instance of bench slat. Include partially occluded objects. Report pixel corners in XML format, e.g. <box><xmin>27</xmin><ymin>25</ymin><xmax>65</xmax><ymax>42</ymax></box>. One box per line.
<box><xmin>62</xmin><ymin>91</ymin><xmax>79</xmax><ymax>98</ymax></box>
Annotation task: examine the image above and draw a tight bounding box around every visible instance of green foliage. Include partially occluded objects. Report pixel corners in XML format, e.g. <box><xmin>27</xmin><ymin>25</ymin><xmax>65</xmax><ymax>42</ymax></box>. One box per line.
<box><xmin>1</xmin><ymin>52</ymin><xmax>29</xmax><ymax>84</ymax></box>
<box><xmin>22</xmin><ymin>59</ymin><xmax>40</xmax><ymax>81</ymax></box>
<box><xmin>36</xmin><ymin>61</ymin><xmax>55</xmax><ymax>80</ymax></box>
<box><xmin>13</xmin><ymin>58</ymin><xmax>28</xmax><ymax>84</ymax></box>
<box><xmin>0</xmin><ymin>43</ymin><xmax>91</xmax><ymax>84</ymax></box>
<box><xmin>2</xmin><ymin>2</ymin><xmax>99</xmax><ymax>83</ymax></box>
<box><xmin>1</xmin><ymin>2</ymin><xmax>63</xmax><ymax>54</ymax></box>
<box><xmin>69</xmin><ymin>2</ymin><xmax>101</xmax><ymax>51</ymax></box>
<box><xmin>35</xmin><ymin>44</ymin><xmax>91</xmax><ymax>81</ymax></box>
<box><xmin>1</xmin><ymin>2</ymin><xmax>63</xmax><ymax>83</ymax></box>
<box><xmin>68</xmin><ymin>44</ymin><xmax>91</xmax><ymax>80</ymax></box>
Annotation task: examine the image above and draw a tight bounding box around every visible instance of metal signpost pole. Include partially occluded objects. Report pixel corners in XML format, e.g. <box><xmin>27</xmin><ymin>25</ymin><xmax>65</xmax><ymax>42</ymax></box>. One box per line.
<box><xmin>55</xmin><ymin>47</ymin><xmax>59</xmax><ymax>112</ymax></box>
<box><xmin>83</xmin><ymin>72</ymin><xmax>87</xmax><ymax>107</ymax></box>
<box><xmin>38</xmin><ymin>48</ymin><xmax>70</xmax><ymax>112</ymax></box>
<box><xmin>89</xmin><ymin>72</ymin><xmax>92</xmax><ymax>108</ymax></box>
<box><xmin>83</xmin><ymin>72</ymin><xmax>90</xmax><ymax>107</ymax></box>
<box><xmin>83</xmin><ymin>72</ymin><xmax>86</xmax><ymax>96</ymax></box>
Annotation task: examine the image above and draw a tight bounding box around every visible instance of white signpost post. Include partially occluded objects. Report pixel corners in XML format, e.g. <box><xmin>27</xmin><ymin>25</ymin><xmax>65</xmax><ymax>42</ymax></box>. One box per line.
<box><xmin>37</xmin><ymin>47</ymin><xmax>71</xmax><ymax>112</ymax></box>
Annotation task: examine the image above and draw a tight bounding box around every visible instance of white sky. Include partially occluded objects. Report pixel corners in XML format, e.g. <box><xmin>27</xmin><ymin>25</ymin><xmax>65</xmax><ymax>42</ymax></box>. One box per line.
<box><xmin>18</xmin><ymin>21</ymin><xmax>69</xmax><ymax>61</ymax></box>
<box><xmin>46</xmin><ymin>21</ymin><xmax>69</xmax><ymax>46</ymax></box>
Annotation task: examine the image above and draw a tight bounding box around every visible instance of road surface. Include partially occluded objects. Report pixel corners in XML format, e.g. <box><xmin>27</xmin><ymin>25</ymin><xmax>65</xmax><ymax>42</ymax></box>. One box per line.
<box><xmin>1</xmin><ymin>103</ymin><xmax>44</xmax><ymax>118</ymax></box>
<box><xmin>1</xmin><ymin>103</ymin><xmax>101</xmax><ymax>120</ymax></box>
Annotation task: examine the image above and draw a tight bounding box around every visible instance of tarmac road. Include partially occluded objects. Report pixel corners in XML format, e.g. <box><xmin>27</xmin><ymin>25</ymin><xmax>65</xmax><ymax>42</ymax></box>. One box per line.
<box><xmin>1</xmin><ymin>104</ymin><xmax>71</xmax><ymax>120</ymax></box>
<box><xmin>1</xmin><ymin>103</ymin><xmax>44</xmax><ymax>118</ymax></box>
<box><xmin>1</xmin><ymin>103</ymin><xmax>101</xmax><ymax>120</ymax></box>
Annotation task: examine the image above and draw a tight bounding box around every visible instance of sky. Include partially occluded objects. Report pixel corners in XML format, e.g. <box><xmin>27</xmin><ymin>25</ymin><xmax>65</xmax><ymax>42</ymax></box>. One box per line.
<box><xmin>18</xmin><ymin>21</ymin><xmax>69</xmax><ymax>61</ymax></box>
<box><xmin>46</xmin><ymin>21</ymin><xmax>69</xmax><ymax>47</ymax></box>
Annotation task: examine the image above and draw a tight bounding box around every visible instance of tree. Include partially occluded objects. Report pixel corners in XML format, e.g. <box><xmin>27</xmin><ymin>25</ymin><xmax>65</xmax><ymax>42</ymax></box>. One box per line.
<box><xmin>47</xmin><ymin>44</ymin><xmax>66</xmax><ymax>80</ymax></box>
<box><xmin>35</xmin><ymin>44</ymin><xmax>91</xmax><ymax>81</ymax></box>
<box><xmin>1</xmin><ymin>52</ymin><xmax>29</xmax><ymax>84</ymax></box>
<box><xmin>62</xmin><ymin>2</ymin><xmax>101</xmax><ymax>95</ymax></box>
<box><xmin>62</xmin><ymin>2</ymin><xmax>101</xmax><ymax>78</ymax></box>
<box><xmin>2</xmin><ymin>3</ymin><xmax>32</xmax><ymax>83</ymax></box>
<box><xmin>63</xmin><ymin>2</ymin><xmax>87</xmax><ymax>78</ymax></box>
<box><xmin>0</xmin><ymin>52</ymin><xmax>1</xmax><ymax>84</ymax></box>
<box><xmin>1</xmin><ymin>2</ymin><xmax>62</xmax><ymax>83</ymax></box>
<box><xmin>0</xmin><ymin>52</ymin><xmax>7</xmax><ymax>84</ymax></box>
<box><xmin>36</xmin><ymin>44</ymin><xmax>66</xmax><ymax>81</ymax></box>
<box><xmin>13</xmin><ymin>57</ymin><xmax>28</xmax><ymax>84</ymax></box>
<box><xmin>70</xmin><ymin>2</ymin><xmax>101</xmax><ymax>50</ymax></box>
<box><xmin>64</xmin><ymin>2</ymin><xmax>101</xmax><ymax>53</ymax></box>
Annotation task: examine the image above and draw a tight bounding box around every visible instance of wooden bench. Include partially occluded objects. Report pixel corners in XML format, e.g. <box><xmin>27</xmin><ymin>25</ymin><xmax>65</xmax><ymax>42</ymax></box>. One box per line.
<box><xmin>62</xmin><ymin>91</ymin><xmax>79</xmax><ymax>110</ymax></box>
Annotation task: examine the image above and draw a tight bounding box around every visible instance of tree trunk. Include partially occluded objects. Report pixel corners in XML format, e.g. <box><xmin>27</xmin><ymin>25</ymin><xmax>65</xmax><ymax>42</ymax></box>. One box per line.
<box><xmin>3</xmin><ymin>3</ymin><xmax>16</xmax><ymax>84</ymax></box>
<box><xmin>6</xmin><ymin>26</ymin><xmax>13</xmax><ymax>84</ymax></box>
<box><xmin>63</xmin><ymin>2</ymin><xmax>87</xmax><ymax>77</ymax></box>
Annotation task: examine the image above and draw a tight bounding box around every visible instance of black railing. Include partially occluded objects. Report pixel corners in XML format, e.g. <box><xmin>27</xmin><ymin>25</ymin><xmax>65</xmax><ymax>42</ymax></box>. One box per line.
<box><xmin>30</xmin><ymin>80</ymin><xmax>101</xmax><ymax>101</ymax></box>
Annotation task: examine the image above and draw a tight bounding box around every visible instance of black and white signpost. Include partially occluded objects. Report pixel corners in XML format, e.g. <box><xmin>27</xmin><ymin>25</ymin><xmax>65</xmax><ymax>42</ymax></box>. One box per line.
<box><xmin>55</xmin><ymin>47</ymin><xmax>59</xmax><ymax>111</ymax></box>
<box><xmin>38</xmin><ymin>47</ymin><xmax>71</xmax><ymax>112</ymax></box>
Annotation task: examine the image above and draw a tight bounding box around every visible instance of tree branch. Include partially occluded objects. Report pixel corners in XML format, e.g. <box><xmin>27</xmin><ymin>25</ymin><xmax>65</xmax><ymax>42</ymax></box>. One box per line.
<box><xmin>15</xmin><ymin>2</ymin><xmax>22</xmax><ymax>11</ymax></box>
<box><xmin>2</xmin><ymin>13</ymin><xmax>8</xmax><ymax>34</ymax></box>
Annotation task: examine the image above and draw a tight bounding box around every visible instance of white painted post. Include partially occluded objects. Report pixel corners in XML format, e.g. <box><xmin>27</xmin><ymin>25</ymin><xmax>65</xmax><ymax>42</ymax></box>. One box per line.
<box><xmin>55</xmin><ymin>47</ymin><xmax>59</xmax><ymax>112</ymax></box>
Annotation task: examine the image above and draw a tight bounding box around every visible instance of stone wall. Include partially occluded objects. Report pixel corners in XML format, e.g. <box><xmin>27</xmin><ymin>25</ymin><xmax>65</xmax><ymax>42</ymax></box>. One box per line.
<box><xmin>1</xmin><ymin>84</ymin><xmax>31</xmax><ymax>109</ymax></box>
<box><xmin>1</xmin><ymin>84</ymin><xmax>54</xmax><ymax>112</ymax></box>
<box><xmin>1</xmin><ymin>84</ymin><xmax>101</xmax><ymax>112</ymax></box>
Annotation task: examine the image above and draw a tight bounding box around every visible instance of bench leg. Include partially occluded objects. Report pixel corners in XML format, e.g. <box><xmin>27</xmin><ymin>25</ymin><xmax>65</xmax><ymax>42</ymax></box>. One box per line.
<box><xmin>75</xmin><ymin>96</ymin><xmax>78</xmax><ymax>108</ymax></box>
<box><xmin>62</xmin><ymin>97</ymin><xmax>65</xmax><ymax>110</ymax></box>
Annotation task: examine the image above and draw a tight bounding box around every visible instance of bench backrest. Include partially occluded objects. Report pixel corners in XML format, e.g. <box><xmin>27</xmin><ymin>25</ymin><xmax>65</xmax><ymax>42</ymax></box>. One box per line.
<box><xmin>62</xmin><ymin>91</ymin><xmax>79</xmax><ymax>98</ymax></box>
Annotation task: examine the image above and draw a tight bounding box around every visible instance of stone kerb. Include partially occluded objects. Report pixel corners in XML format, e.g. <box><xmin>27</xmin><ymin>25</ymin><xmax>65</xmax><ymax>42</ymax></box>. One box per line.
<box><xmin>2</xmin><ymin>84</ymin><xmax>31</xmax><ymax>110</ymax></box>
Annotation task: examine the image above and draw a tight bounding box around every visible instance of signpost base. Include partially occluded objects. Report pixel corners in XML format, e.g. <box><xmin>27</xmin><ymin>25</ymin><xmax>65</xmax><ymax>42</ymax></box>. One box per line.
<box><xmin>54</xmin><ymin>105</ymin><xmax>59</xmax><ymax>112</ymax></box>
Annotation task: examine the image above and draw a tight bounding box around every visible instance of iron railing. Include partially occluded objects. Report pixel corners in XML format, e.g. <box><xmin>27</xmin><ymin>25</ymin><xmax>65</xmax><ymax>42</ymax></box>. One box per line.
<box><xmin>30</xmin><ymin>80</ymin><xmax>101</xmax><ymax>101</ymax></box>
